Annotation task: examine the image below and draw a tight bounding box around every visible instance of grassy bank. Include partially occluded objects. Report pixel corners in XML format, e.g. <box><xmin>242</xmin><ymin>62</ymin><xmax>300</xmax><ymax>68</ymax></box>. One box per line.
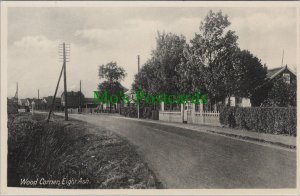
<box><xmin>8</xmin><ymin>113</ymin><xmax>162</xmax><ymax>189</ymax></box>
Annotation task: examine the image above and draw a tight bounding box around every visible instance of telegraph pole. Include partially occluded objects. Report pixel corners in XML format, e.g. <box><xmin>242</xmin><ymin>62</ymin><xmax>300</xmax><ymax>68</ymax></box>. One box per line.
<box><xmin>63</xmin><ymin>43</ymin><xmax>69</xmax><ymax>120</ymax></box>
<box><xmin>38</xmin><ymin>88</ymin><xmax>39</xmax><ymax>110</ymax></box>
<box><xmin>137</xmin><ymin>55</ymin><xmax>140</xmax><ymax>119</ymax></box>
<box><xmin>47</xmin><ymin>64</ymin><xmax>64</xmax><ymax>122</ymax></box>
<box><xmin>281</xmin><ymin>49</ymin><xmax>284</xmax><ymax>67</ymax></box>
<box><xmin>138</xmin><ymin>55</ymin><xmax>140</xmax><ymax>72</ymax></box>
<box><xmin>47</xmin><ymin>42</ymin><xmax>70</xmax><ymax>122</ymax></box>
<box><xmin>79</xmin><ymin>80</ymin><xmax>81</xmax><ymax>113</ymax></box>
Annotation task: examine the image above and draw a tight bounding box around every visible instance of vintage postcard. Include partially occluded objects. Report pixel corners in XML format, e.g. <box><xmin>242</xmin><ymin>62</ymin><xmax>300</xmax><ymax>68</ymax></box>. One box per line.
<box><xmin>1</xmin><ymin>1</ymin><xmax>299</xmax><ymax>195</ymax></box>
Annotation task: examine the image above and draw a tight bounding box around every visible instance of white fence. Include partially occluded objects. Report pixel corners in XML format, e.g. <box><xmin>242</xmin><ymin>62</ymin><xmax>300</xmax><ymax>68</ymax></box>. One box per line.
<box><xmin>159</xmin><ymin>107</ymin><xmax>220</xmax><ymax>126</ymax></box>
<box><xmin>159</xmin><ymin>111</ymin><xmax>182</xmax><ymax>123</ymax></box>
<box><xmin>192</xmin><ymin>111</ymin><xmax>220</xmax><ymax>126</ymax></box>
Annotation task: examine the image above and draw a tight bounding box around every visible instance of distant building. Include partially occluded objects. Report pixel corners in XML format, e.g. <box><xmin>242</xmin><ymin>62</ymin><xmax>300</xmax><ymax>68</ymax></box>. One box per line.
<box><xmin>61</xmin><ymin>91</ymin><xmax>85</xmax><ymax>109</ymax></box>
<box><xmin>84</xmin><ymin>98</ymin><xmax>97</xmax><ymax>108</ymax></box>
<box><xmin>41</xmin><ymin>96</ymin><xmax>62</xmax><ymax>111</ymax></box>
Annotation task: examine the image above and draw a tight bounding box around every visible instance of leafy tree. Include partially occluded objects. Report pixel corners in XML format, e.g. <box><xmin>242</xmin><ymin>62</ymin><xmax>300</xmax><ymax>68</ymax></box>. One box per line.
<box><xmin>132</xmin><ymin>32</ymin><xmax>187</xmax><ymax>111</ymax></box>
<box><xmin>133</xmin><ymin>32</ymin><xmax>187</xmax><ymax>95</ymax></box>
<box><xmin>99</xmin><ymin>62</ymin><xmax>126</xmax><ymax>83</ymax></box>
<box><xmin>186</xmin><ymin>10</ymin><xmax>239</xmax><ymax>103</ymax></box>
<box><xmin>132</xmin><ymin>59</ymin><xmax>157</xmax><ymax>94</ymax></box>
<box><xmin>250</xmin><ymin>82</ymin><xmax>272</xmax><ymax>107</ymax></box>
<box><xmin>234</xmin><ymin>50</ymin><xmax>267</xmax><ymax>99</ymax></box>
<box><xmin>98</xmin><ymin>62</ymin><xmax>127</xmax><ymax>111</ymax></box>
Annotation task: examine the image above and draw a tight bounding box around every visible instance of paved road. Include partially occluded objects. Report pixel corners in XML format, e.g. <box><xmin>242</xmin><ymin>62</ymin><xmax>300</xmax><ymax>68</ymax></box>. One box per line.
<box><xmin>65</xmin><ymin>114</ymin><xmax>296</xmax><ymax>189</ymax></box>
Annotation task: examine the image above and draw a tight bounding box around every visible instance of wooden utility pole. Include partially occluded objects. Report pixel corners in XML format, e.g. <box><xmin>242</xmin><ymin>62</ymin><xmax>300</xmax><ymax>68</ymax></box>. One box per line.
<box><xmin>47</xmin><ymin>64</ymin><xmax>64</xmax><ymax>122</ymax></box>
<box><xmin>138</xmin><ymin>55</ymin><xmax>140</xmax><ymax>72</ymax></box>
<box><xmin>47</xmin><ymin>42</ymin><xmax>70</xmax><ymax>122</ymax></box>
<box><xmin>137</xmin><ymin>55</ymin><xmax>140</xmax><ymax>119</ymax></box>
<box><xmin>79</xmin><ymin>80</ymin><xmax>81</xmax><ymax>113</ymax></box>
<box><xmin>63</xmin><ymin>42</ymin><xmax>68</xmax><ymax>120</ymax></box>
<box><xmin>38</xmin><ymin>88</ymin><xmax>39</xmax><ymax>110</ymax></box>
<box><xmin>281</xmin><ymin>49</ymin><xmax>284</xmax><ymax>67</ymax></box>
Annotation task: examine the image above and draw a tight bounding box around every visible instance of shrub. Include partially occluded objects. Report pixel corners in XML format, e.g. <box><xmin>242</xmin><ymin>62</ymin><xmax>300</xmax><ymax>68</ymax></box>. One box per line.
<box><xmin>7</xmin><ymin>99</ymin><xmax>18</xmax><ymax>115</ymax></box>
<box><xmin>219</xmin><ymin>106</ymin><xmax>296</xmax><ymax>136</ymax></box>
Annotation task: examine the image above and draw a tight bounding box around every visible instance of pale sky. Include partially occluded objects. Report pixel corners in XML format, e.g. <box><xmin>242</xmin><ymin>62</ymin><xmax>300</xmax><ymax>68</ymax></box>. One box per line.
<box><xmin>7</xmin><ymin>7</ymin><xmax>297</xmax><ymax>99</ymax></box>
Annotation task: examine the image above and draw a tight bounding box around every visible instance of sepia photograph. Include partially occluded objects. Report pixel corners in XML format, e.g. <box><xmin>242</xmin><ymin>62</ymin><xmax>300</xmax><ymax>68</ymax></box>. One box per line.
<box><xmin>1</xmin><ymin>1</ymin><xmax>299</xmax><ymax>195</ymax></box>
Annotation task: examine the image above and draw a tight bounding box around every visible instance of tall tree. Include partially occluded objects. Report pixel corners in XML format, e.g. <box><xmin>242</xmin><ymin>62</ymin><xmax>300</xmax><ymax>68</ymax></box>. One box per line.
<box><xmin>186</xmin><ymin>10</ymin><xmax>239</xmax><ymax>103</ymax></box>
<box><xmin>234</xmin><ymin>50</ymin><xmax>267</xmax><ymax>99</ymax></box>
<box><xmin>98</xmin><ymin>62</ymin><xmax>127</xmax><ymax>110</ymax></box>
<box><xmin>133</xmin><ymin>32</ymin><xmax>187</xmax><ymax>95</ymax></box>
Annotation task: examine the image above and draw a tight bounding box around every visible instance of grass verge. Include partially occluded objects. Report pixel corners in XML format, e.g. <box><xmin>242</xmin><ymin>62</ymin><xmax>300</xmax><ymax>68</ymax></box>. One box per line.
<box><xmin>8</xmin><ymin>113</ymin><xmax>162</xmax><ymax>189</ymax></box>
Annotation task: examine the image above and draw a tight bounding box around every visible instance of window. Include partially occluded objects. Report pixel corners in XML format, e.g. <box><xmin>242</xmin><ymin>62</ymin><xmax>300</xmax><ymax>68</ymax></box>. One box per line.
<box><xmin>283</xmin><ymin>73</ymin><xmax>290</xmax><ymax>84</ymax></box>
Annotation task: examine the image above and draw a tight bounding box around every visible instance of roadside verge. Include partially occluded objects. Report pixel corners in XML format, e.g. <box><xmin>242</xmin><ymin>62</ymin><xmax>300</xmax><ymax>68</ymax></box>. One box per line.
<box><xmin>8</xmin><ymin>113</ymin><xmax>162</xmax><ymax>189</ymax></box>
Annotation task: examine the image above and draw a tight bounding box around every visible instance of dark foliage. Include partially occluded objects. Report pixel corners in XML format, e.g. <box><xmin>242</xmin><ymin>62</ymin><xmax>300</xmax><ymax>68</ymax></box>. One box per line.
<box><xmin>220</xmin><ymin>106</ymin><xmax>296</xmax><ymax>136</ymax></box>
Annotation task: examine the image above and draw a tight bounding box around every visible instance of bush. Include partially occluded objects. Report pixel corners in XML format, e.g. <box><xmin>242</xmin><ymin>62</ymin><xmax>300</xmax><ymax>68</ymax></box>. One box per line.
<box><xmin>220</xmin><ymin>106</ymin><xmax>296</xmax><ymax>136</ymax></box>
<box><xmin>7</xmin><ymin>99</ymin><xmax>18</xmax><ymax>115</ymax></box>
<box><xmin>121</xmin><ymin>106</ymin><xmax>138</xmax><ymax>118</ymax></box>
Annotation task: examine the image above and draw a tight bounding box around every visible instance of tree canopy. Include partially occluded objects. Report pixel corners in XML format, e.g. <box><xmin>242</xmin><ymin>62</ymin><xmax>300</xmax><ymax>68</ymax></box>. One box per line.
<box><xmin>132</xmin><ymin>32</ymin><xmax>187</xmax><ymax>95</ymax></box>
<box><xmin>98</xmin><ymin>62</ymin><xmax>127</xmax><ymax>96</ymax></box>
<box><xmin>132</xmin><ymin>10</ymin><xmax>285</xmax><ymax>108</ymax></box>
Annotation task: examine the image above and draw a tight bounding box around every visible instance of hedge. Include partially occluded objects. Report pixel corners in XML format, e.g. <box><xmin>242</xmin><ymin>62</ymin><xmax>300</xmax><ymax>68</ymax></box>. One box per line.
<box><xmin>219</xmin><ymin>106</ymin><xmax>296</xmax><ymax>136</ymax></box>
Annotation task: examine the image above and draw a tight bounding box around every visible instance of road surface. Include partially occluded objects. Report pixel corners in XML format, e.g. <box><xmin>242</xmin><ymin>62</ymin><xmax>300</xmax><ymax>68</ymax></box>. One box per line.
<box><xmin>63</xmin><ymin>113</ymin><xmax>296</xmax><ymax>189</ymax></box>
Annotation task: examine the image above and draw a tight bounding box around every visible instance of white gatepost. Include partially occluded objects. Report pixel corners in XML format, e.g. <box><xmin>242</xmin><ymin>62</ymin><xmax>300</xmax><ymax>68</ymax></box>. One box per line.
<box><xmin>200</xmin><ymin>103</ymin><xmax>203</xmax><ymax>113</ymax></box>
<box><xmin>31</xmin><ymin>101</ymin><xmax>35</xmax><ymax>115</ymax></box>
<box><xmin>161</xmin><ymin>102</ymin><xmax>164</xmax><ymax>112</ymax></box>
<box><xmin>200</xmin><ymin>103</ymin><xmax>204</xmax><ymax>123</ymax></box>
<box><xmin>191</xmin><ymin>103</ymin><xmax>195</xmax><ymax>124</ymax></box>
<box><xmin>180</xmin><ymin>103</ymin><xmax>184</xmax><ymax>123</ymax></box>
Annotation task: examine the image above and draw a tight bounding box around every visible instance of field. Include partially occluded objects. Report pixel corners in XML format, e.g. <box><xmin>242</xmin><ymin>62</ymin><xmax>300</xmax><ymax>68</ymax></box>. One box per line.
<box><xmin>7</xmin><ymin>112</ymin><xmax>162</xmax><ymax>189</ymax></box>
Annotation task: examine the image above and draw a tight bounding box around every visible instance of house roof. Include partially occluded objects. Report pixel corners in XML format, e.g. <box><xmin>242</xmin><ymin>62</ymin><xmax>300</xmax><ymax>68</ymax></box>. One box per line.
<box><xmin>267</xmin><ymin>65</ymin><xmax>296</xmax><ymax>80</ymax></box>
<box><xmin>61</xmin><ymin>91</ymin><xmax>85</xmax><ymax>97</ymax></box>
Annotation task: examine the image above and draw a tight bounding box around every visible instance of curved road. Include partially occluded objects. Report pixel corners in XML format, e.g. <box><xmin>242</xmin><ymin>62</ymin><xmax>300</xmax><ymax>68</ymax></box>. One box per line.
<box><xmin>65</xmin><ymin>113</ymin><xmax>296</xmax><ymax>189</ymax></box>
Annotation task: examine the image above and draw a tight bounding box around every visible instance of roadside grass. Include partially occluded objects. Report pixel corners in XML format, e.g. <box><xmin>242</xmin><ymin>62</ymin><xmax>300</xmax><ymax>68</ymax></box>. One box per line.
<box><xmin>8</xmin><ymin>113</ymin><xmax>162</xmax><ymax>189</ymax></box>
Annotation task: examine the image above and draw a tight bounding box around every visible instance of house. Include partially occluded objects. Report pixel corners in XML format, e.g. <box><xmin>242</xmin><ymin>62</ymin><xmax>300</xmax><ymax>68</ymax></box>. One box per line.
<box><xmin>61</xmin><ymin>91</ymin><xmax>85</xmax><ymax>109</ymax></box>
<box><xmin>224</xmin><ymin>97</ymin><xmax>251</xmax><ymax>108</ymax></box>
<box><xmin>18</xmin><ymin>99</ymin><xmax>27</xmax><ymax>107</ymax></box>
<box><xmin>29</xmin><ymin>98</ymin><xmax>42</xmax><ymax>109</ymax></box>
<box><xmin>84</xmin><ymin>98</ymin><xmax>97</xmax><ymax>108</ymax></box>
<box><xmin>41</xmin><ymin>96</ymin><xmax>62</xmax><ymax>111</ymax></box>
<box><xmin>225</xmin><ymin>65</ymin><xmax>296</xmax><ymax>108</ymax></box>
<box><xmin>82</xmin><ymin>98</ymin><xmax>98</xmax><ymax>113</ymax></box>
<box><xmin>266</xmin><ymin>65</ymin><xmax>296</xmax><ymax>84</ymax></box>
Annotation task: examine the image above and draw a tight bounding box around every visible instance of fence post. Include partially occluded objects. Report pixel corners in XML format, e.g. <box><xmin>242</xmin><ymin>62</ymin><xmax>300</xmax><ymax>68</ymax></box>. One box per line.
<box><xmin>192</xmin><ymin>103</ymin><xmax>195</xmax><ymax>124</ymax></box>
<box><xmin>161</xmin><ymin>101</ymin><xmax>164</xmax><ymax>112</ymax></box>
<box><xmin>181</xmin><ymin>103</ymin><xmax>184</xmax><ymax>123</ymax></box>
